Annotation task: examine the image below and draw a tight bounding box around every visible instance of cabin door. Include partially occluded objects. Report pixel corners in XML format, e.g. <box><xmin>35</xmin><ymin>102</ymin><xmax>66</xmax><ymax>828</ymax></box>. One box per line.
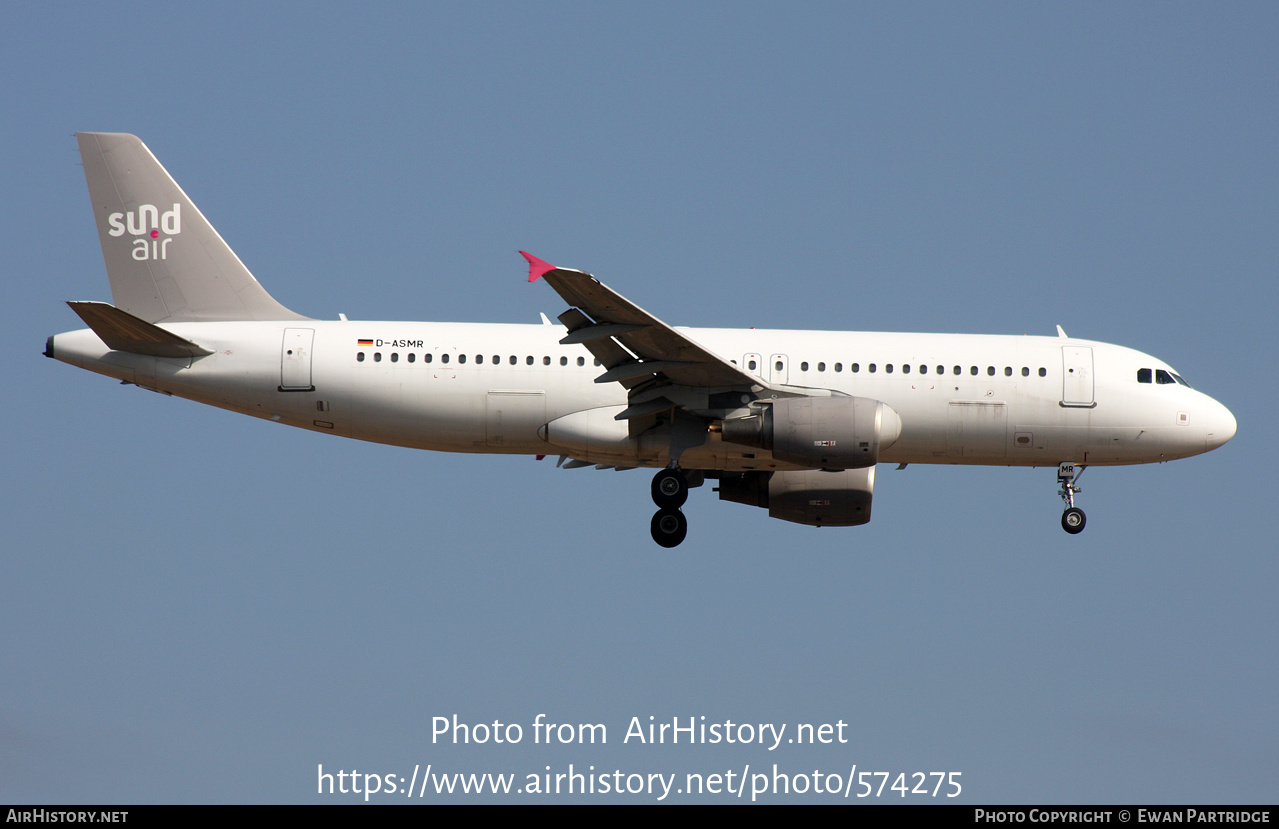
<box><xmin>1061</xmin><ymin>347</ymin><xmax>1094</xmax><ymax>407</ymax></box>
<box><xmin>280</xmin><ymin>328</ymin><xmax>315</xmax><ymax>391</ymax></box>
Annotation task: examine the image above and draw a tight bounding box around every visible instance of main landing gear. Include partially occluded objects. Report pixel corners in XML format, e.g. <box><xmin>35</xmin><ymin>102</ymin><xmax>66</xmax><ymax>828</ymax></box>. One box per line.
<box><xmin>1057</xmin><ymin>463</ymin><xmax>1086</xmax><ymax>534</ymax></box>
<box><xmin>650</xmin><ymin>468</ymin><xmax>689</xmax><ymax>547</ymax></box>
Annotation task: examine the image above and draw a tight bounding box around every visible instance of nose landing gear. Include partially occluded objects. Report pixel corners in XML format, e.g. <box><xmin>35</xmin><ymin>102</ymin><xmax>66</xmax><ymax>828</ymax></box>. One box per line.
<box><xmin>650</xmin><ymin>467</ymin><xmax>689</xmax><ymax>547</ymax></box>
<box><xmin>1057</xmin><ymin>463</ymin><xmax>1086</xmax><ymax>534</ymax></box>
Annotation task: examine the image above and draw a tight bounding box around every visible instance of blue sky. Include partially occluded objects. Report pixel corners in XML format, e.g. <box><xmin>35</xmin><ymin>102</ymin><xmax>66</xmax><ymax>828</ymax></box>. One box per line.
<box><xmin>2</xmin><ymin>2</ymin><xmax>1275</xmax><ymax>803</ymax></box>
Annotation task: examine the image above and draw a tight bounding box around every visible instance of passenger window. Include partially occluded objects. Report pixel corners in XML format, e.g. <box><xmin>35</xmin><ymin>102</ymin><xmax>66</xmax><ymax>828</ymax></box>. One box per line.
<box><xmin>544</xmin><ymin>356</ymin><xmax>551</xmax><ymax>365</ymax></box>
<box><xmin>425</xmin><ymin>353</ymin><xmax>433</xmax><ymax>363</ymax></box>
<box><xmin>970</xmin><ymin>366</ymin><xmax>978</xmax><ymax>375</ymax></box>
<box><xmin>1021</xmin><ymin>367</ymin><xmax>1029</xmax><ymax>376</ymax></box>
<box><xmin>577</xmin><ymin>356</ymin><xmax>585</xmax><ymax>366</ymax></box>
<box><xmin>800</xmin><ymin>361</ymin><xmax>809</xmax><ymax>371</ymax></box>
<box><xmin>475</xmin><ymin>355</ymin><xmax>483</xmax><ymax>365</ymax></box>
<box><xmin>834</xmin><ymin>362</ymin><xmax>842</xmax><ymax>372</ymax></box>
<box><xmin>374</xmin><ymin>352</ymin><xmax>382</xmax><ymax>362</ymax></box>
<box><xmin>1038</xmin><ymin>367</ymin><xmax>1046</xmax><ymax>377</ymax></box>
<box><xmin>953</xmin><ymin>366</ymin><xmax>961</xmax><ymax>375</ymax></box>
<box><xmin>885</xmin><ymin>364</ymin><xmax>894</xmax><ymax>374</ymax></box>
<box><xmin>526</xmin><ymin>356</ymin><xmax>534</xmax><ymax>365</ymax></box>
<box><xmin>775</xmin><ymin>360</ymin><xmax>783</xmax><ymax>372</ymax></box>
<box><xmin>560</xmin><ymin>356</ymin><xmax>568</xmax><ymax>366</ymax></box>
<box><xmin>852</xmin><ymin>363</ymin><xmax>860</xmax><ymax>373</ymax></box>
<box><xmin>817</xmin><ymin>362</ymin><xmax>825</xmax><ymax>372</ymax></box>
<box><xmin>748</xmin><ymin>359</ymin><xmax>757</xmax><ymax>370</ymax></box>
<box><xmin>1004</xmin><ymin>366</ymin><xmax>1011</xmax><ymax>376</ymax></box>
<box><xmin>987</xmin><ymin>366</ymin><xmax>995</xmax><ymax>376</ymax></box>
<box><xmin>509</xmin><ymin>355</ymin><xmax>516</xmax><ymax>365</ymax></box>
<box><xmin>937</xmin><ymin>365</ymin><xmax>944</xmax><ymax>375</ymax></box>
<box><xmin>869</xmin><ymin>363</ymin><xmax>877</xmax><ymax>373</ymax></box>
<box><xmin>441</xmin><ymin>354</ymin><xmax>450</xmax><ymax>364</ymax></box>
<box><xmin>391</xmin><ymin>353</ymin><xmax>399</xmax><ymax>363</ymax></box>
<box><xmin>919</xmin><ymin>365</ymin><xmax>927</xmax><ymax>375</ymax></box>
<box><xmin>408</xmin><ymin>353</ymin><xmax>415</xmax><ymax>363</ymax></box>
<box><xmin>902</xmin><ymin>364</ymin><xmax>910</xmax><ymax>374</ymax></box>
<box><xmin>458</xmin><ymin>354</ymin><xmax>466</xmax><ymax>364</ymax></box>
<box><xmin>357</xmin><ymin>352</ymin><xmax>365</xmax><ymax>362</ymax></box>
<box><xmin>1137</xmin><ymin>368</ymin><xmax>1152</xmax><ymax>383</ymax></box>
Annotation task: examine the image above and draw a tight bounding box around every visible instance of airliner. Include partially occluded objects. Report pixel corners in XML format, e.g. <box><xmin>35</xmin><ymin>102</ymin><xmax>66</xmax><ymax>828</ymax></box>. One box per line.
<box><xmin>47</xmin><ymin>133</ymin><xmax>1237</xmax><ymax>547</ymax></box>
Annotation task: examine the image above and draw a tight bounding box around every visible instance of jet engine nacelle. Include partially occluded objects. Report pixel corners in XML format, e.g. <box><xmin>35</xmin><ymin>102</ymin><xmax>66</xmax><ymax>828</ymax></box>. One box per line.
<box><xmin>717</xmin><ymin>467</ymin><xmax>876</xmax><ymax>526</ymax></box>
<box><xmin>720</xmin><ymin>396</ymin><xmax>900</xmax><ymax>469</ymax></box>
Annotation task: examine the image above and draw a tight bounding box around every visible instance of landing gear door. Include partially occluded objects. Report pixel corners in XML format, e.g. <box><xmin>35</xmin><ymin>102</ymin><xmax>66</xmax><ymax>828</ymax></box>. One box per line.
<box><xmin>1061</xmin><ymin>346</ymin><xmax>1094</xmax><ymax>407</ymax></box>
<box><xmin>280</xmin><ymin>328</ymin><xmax>315</xmax><ymax>391</ymax></box>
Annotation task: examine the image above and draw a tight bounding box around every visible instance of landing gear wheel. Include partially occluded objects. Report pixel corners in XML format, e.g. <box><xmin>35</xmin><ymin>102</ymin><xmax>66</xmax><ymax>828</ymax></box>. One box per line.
<box><xmin>650</xmin><ymin>508</ymin><xmax>688</xmax><ymax>548</ymax></box>
<box><xmin>651</xmin><ymin>468</ymin><xmax>689</xmax><ymax>509</ymax></box>
<box><xmin>1056</xmin><ymin>463</ymin><xmax>1087</xmax><ymax>534</ymax></box>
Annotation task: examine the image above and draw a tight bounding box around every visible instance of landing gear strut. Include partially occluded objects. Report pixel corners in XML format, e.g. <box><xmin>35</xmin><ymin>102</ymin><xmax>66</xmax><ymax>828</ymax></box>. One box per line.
<box><xmin>650</xmin><ymin>468</ymin><xmax>689</xmax><ymax>546</ymax></box>
<box><xmin>1057</xmin><ymin>463</ymin><xmax>1086</xmax><ymax>534</ymax></box>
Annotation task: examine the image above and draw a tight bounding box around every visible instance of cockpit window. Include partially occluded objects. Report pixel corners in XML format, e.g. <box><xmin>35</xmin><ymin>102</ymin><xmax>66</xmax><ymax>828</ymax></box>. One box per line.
<box><xmin>1139</xmin><ymin>367</ymin><xmax>1192</xmax><ymax>387</ymax></box>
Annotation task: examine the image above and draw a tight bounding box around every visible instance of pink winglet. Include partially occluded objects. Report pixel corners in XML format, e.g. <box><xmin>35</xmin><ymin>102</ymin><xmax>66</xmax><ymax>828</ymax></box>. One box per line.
<box><xmin>520</xmin><ymin>250</ymin><xmax>556</xmax><ymax>283</ymax></box>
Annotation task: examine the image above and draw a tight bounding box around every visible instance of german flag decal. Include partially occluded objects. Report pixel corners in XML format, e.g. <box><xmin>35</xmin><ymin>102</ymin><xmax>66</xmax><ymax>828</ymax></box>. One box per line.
<box><xmin>357</xmin><ymin>339</ymin><xmax>374</xmax><ymax>347</ymax></box>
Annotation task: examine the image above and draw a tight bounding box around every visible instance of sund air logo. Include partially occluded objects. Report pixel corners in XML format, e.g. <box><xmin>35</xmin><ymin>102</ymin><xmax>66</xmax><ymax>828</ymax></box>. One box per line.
<box><xmin>107</xmin><ymin>203</ymin><xmax>181</xmax><ymax>261</ymax></box>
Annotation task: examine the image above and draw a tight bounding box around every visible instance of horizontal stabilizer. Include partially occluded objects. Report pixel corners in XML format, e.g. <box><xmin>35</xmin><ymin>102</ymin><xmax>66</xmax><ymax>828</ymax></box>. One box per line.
<box><xmin>67</xmin><ymin>301</ymin><xmax>213</xmax><ymax>357</ymax></box>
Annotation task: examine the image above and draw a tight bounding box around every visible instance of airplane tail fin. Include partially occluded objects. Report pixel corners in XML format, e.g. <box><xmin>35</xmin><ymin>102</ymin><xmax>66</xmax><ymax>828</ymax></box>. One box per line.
<box><xmin>76</xmin><ymin>133</ymin><xmax>307</xmax><ymax>323</ymax></box>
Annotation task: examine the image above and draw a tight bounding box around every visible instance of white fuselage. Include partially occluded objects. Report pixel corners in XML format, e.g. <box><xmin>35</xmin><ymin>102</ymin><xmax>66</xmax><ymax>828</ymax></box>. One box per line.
<box><xmin>49</xmin><ymin>319</ymin><xmax>1237</xmax><ymax>471</ymax></box>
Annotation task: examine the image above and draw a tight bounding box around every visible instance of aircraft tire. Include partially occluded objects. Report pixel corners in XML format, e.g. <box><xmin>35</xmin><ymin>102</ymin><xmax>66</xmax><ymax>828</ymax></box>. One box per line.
<box><xmin>1061</xmin><ymin>507</ymin><xmax>1086</xmax><ymax>534</ymax></box>
<box><xmin>651</xmin><ymin>508</ymin><xmax>688</xmax><ymax>547</ymax></box>
<box><xmin>651</xmin><ymin>468</ymin><xmax>689</xmax><ymax>509</ymax></box>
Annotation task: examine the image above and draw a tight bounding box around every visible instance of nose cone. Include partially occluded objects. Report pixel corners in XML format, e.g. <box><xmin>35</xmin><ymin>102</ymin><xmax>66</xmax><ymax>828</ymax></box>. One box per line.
<box><xmin>1205</xmin><ymin>399</ymin><xmax>1237</xmax><ymax>451</ymax></box>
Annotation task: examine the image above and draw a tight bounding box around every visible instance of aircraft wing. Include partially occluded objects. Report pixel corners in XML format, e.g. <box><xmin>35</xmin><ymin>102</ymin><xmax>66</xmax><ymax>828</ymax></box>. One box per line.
<box><xmin>523</xmin><ymin>251</ymin><xmax>760</xmax><ymax>390</ymax></box>
<box><xmin>522</xmin><ymin>252</ymin><xmax>802</xmax><ymax>432</ymax></box>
